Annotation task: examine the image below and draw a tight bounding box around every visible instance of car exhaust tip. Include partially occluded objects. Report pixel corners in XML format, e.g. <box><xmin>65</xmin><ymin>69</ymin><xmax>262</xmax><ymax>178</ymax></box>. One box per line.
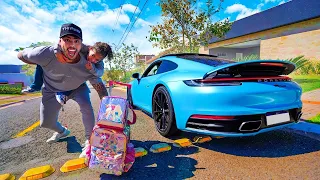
<box><xmin>295</xmin><ymin>112</ymin><xmax>302</xmax><ymax>122</ymax></box>
<box><xmin>239</xmin><ymin>120</ymin><xmax>262</xmax><ymax>132</ymax></box>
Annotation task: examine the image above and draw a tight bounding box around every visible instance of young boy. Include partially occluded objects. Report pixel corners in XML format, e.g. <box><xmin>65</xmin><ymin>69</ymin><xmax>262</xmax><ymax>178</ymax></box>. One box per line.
<box><xmin>22</xmin><ymin>42</ymin><xmax>113</xmax><ymax>104</ymax></box>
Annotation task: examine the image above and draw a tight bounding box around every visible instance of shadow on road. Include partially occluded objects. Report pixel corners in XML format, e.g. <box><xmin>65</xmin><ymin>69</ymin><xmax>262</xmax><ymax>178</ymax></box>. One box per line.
<box><xmin>100</xmin><ymin>140</ymin><xmax>199</xmax><ymax>180</ymax></box>
<box><xmin>58</xmin><ymin>136</ymin><xmax>82</xmax><ymax>153</ymax></box>
<box><xmin>168</xmin><ymin>130</ymin><xmax>320</xmax><ymax>158</ymax></box>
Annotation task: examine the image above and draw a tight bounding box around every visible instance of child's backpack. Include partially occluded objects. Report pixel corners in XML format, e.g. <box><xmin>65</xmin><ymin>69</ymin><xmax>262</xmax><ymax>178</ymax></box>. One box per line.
<box><xmin>85</xmin><ymin>96</ymin><xmax>136</xmax><ymax>176</ymax></box>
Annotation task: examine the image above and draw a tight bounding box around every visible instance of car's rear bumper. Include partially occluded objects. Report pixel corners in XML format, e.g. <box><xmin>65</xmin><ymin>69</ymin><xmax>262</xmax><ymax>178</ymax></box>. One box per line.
<box><xmin>184</xmin><ymin>122</ymin><xmax>298</xmax><ymax>137</ymax></box>
<box><xmin>180</xmin><ymin>107</ymin><xmax>302</xmax><ymax>137</ymax></box>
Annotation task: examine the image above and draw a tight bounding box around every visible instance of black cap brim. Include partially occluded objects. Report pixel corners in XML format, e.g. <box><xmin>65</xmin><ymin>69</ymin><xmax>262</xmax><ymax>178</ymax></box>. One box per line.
<box><xmin>60</xmin><ymin>33</ymin><xmax>82</xmax><ymax>40</ymax></box>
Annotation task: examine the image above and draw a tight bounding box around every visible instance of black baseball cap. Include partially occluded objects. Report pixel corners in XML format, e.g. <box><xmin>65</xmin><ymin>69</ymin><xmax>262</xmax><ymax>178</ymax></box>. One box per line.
<box><xmin>60</xmin><ymin>23</ymin><xmax>82</xmax><ymax>40</ymax></box>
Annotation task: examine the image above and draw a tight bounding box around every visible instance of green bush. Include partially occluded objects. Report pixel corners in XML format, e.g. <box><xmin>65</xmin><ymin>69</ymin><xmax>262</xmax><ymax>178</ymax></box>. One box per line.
<box><xmin>295</xmin><ymin>60</ymin><xmax>320</xmax><ymax>75</ymax></box>
<box><xmin>0</xmin><ymin>84</ymin><xmax>22</xmax><ymax>94</ymax></box>
<box><xmin>102</xmin><ymin>63</ymin><xmax>149</xmax><ymax>84</ymax></box>
<box><xmin>285</xmin><ymin>55</ymin><xmax>311</xmax><ymax>74</ymax></box>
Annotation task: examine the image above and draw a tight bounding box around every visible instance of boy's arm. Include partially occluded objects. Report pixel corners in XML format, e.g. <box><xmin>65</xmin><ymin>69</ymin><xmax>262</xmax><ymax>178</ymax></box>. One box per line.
<box><xmin>87</xmin><ymin>61</ymin><xmax>105</xmax><ymax>77</ymax></box>
<box><xmin>88</xmin><ymin>77</ymin><xmax>108</xmax><ymax>99</ymax></box>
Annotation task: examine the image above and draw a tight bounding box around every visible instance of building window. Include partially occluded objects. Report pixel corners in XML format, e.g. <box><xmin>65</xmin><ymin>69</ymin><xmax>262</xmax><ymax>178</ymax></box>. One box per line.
<box><xmin>217</xmin><ymin>53</ymin><xmax>227</xmax><ymax>57</ymax></box>
<box><xmin>236</xmin><ymin>53</ymin><xmax>243</xmax><ymax>59</ymax></box>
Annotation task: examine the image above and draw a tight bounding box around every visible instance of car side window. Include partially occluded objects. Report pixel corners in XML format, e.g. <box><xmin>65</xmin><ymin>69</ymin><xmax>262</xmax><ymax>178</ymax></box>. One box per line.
<box><xmin>146</xmin><ymin>64</ymin><xmax>160</xmax><ymax>76</ymax></box>
<box><xmin>156</xmin><ymin>60</ymin><xmax>178</xmax><ymax>74</ymax></box>
<box><xmin>142</xmin><ymin>61</ymin><xmax>162</xmax><ymax>78</ymax></box>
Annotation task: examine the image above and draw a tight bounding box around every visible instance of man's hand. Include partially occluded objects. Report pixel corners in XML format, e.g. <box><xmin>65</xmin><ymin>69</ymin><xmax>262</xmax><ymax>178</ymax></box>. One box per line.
<box><xmin>92</xmin><ymin>82</ymin><xmax>108</xmax><ymax>99</ymax></box>
<box><xmin>85</xmin><ymin>61</ymin><xmax>93</xmax><ymax>70</ymax></box>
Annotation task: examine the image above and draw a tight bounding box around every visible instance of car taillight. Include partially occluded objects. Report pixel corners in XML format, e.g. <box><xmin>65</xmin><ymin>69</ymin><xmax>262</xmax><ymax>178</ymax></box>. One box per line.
<box><xmin>190</xmin><ymin>115</ymin><xmax>235</xmax><ymax>120</ymax></box>
<box><xmin>183</xmin><ymin>80</ymin><xmax>242</xmax><ymax>86</ymax></box>
<box><xmin>259</xmin><ymin>62</ymin><xmax>284</xmax><ymax>67</ymax></box>
<box><xmin>183</xmin><ymin>76</ymin><xmax>291</xmax><ymax>86</ymax></box>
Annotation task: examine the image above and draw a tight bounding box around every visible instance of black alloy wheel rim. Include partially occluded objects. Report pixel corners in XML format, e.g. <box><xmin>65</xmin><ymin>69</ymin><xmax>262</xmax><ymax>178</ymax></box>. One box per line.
<box><xmin>153</xmin><ymin>91</ymin><xmax>170</xmax><ymax>132</ymax></box>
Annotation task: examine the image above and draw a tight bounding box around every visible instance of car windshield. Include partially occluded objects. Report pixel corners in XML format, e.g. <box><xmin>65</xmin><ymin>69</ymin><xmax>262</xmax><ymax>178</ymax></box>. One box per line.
<box><xmin>178</xmin><ymin>54</ymin><xmax>236</xmax><ymax>67</ymax></box>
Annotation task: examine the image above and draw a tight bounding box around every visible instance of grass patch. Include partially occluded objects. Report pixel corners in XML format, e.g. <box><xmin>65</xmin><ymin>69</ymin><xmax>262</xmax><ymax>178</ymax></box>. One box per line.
<box><xmin>24</xmin><ymin>92</ymin><xmax>42</xmax><ymax>97</ymax></box>
<box><xmin>0</xmin><ymin>94</ymin><xmax>20</xmax><ymax>97</ymax></box>
<box><xmin>289</xmin><ymin>74</ymin><xmax>320</xmax><ymax>93</ymax></box>
<box><xmin>306</xmin><ymin>114</ymin><xmax>320</xmax><ymax>124</ymax></box>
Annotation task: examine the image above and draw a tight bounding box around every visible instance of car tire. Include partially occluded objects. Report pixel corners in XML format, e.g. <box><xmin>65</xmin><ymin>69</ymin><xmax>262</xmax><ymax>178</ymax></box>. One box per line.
<box><xmin>152</xmin><ymin>86</ymin><xmax>179</xmax><ymax>137</ymax></box>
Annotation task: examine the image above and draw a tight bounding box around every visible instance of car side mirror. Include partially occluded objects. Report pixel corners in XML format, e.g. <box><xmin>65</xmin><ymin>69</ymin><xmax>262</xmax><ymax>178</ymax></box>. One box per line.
<box><xmin>132</xmin><ymin>73</ymin><xmax>140</xmax><ymax>79</ymax></box>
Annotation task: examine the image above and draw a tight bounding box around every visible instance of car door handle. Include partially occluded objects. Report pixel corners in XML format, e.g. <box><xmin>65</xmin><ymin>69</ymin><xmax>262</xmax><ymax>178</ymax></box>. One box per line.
<box><xmin>146</xmin><ymin>85</ymin><xmax>149</xmax><ymax>88</ymax></box>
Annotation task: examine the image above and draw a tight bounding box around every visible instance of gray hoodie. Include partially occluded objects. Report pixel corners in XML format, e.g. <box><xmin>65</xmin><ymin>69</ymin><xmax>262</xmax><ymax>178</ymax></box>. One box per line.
<box><xmin>22</xmin><ymin>44</ymin><xmax>104</xmax><ymax>92</ymax></box>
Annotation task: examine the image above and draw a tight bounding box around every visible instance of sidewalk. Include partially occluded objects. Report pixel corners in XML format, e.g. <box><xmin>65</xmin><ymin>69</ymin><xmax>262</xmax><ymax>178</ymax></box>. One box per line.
<box><xmin>301</xmin><ymin>89</ymin><xmax>320</xmax><ymax>120</ymax></box>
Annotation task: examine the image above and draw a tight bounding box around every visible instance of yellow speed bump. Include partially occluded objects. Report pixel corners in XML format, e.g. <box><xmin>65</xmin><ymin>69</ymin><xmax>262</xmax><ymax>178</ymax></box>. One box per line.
<box><xmin>0</xmin><ymin>173</ymin><xmax>15</xmax><ymax>180</ymax></box>
<box><xmin>19</xmin><ymin>165</ymin><xmax>54</xmax><ymax>180</ymax></box>
<box><xmin>173</xmin><ymin>138</ymin><xmax>192</xmax><ymax>147</ymax></box>
<box><xmin>60</xmin><ymin>158</ymin><xmax>87</xmax><ymax>173</ymax></box>
<box><xmin>134</xmin><ymin>147</ymin><xmax>148</xmax><ymax>157</ymax></box>
<box><xmin>150</xmin><ymin>143</ymin><xmax>171</xmax><ymax>153</ymax></box>
<box><xmin>193</xmin><ymin>136</ymin><xmax>212</xmax><ymax>144</ymax></box>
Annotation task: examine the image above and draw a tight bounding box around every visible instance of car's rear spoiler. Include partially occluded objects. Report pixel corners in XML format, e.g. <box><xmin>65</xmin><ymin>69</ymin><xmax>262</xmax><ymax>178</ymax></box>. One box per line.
<box><xmin>203</xmin><ymin>60</ymin><xmax>296</xmax><ymax>79</ymax></box>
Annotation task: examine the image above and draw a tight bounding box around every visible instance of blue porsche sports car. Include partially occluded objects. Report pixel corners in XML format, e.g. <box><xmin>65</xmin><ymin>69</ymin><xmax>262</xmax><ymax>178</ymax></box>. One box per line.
<box><xmin>128</xmin><ymin>53</ymin><xmax>302</xmax><ymax>137</ymax></box>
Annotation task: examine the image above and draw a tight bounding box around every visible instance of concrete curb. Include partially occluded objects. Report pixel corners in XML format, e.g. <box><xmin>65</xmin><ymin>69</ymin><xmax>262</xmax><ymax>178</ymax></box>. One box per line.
<box><xmin>0</xmin><ymin>100</ymin><xmax>25</xmax><ymax>108</ymax></box>
<box><xmin>0</xmin><ymin>96</ymin><xmax>41</xmax><ymax>108</ymax></box>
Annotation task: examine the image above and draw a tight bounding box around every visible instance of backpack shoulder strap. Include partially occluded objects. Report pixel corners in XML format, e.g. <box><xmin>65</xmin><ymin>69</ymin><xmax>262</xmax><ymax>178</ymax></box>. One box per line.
<box><xmin>127</xmin><ymin>104</ymin><xmax>136</xmax><ymax>125</ymax></box>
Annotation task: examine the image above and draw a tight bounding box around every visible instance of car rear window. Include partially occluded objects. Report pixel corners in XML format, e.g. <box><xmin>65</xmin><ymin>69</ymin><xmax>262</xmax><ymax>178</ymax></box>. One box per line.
<box><xmin>178</xmin><ymin>54</ymin><xmax>235</xmax><ymax>67</ymax></box>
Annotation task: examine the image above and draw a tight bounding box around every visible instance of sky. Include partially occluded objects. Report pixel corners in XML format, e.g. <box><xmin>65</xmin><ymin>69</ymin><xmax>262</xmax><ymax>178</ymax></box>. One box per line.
<box><xmin>0</xmin><ymin>0</ymin><xmax>291</xmax><ymax>65</ymax></box>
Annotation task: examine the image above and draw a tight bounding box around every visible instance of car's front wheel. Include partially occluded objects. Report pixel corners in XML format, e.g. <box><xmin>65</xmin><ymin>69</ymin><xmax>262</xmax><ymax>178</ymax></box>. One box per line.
<box><xmin>152</xmin><ymin>86</ymin><xmax>179</xmax><ymax>137</ymax></box>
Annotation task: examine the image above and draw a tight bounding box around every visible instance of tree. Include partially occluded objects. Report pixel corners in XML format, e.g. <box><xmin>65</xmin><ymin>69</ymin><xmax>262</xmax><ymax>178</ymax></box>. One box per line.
<box><xmin>15</xmin><ymin>41</ymin><xmax>53</xmax><ymax>52</ymax></box>
<box><xmin>101</xmin><ymin>43</ymin><xmax>139</xmax><ymax>83</ymax></box>
<box><xmin>148</xmin><ymin>0</ymin><xmax>232</xmax><ymax>53</ymax></box>
<box><xmin>113</xmin><ymin>43</ymin><xmax>139</xmax><ymax>76</ymax></box>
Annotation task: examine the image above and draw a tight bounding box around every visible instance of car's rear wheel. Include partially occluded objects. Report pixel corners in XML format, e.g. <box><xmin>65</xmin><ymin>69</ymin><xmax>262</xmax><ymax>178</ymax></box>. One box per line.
<box><xmin>152</xmin><ymin>86</ymin><xmax>179</xmax><ymax>137</ymax></box>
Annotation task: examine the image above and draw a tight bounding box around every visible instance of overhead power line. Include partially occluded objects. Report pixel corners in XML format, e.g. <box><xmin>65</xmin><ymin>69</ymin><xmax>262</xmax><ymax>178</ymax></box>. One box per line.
<box><xmin>116</xmin><ymin>0</ymin><xmax>149</xmax><ymax>50</ymax></box>
<box><xmin>113</xmin><ymin>0</ymin><xmax>125</xmax><ymax>32</ymax></box>
<box><xmin>116</xmin><ymin>0</ymin><xmax>141</xmax><ymax>49</ymax></box>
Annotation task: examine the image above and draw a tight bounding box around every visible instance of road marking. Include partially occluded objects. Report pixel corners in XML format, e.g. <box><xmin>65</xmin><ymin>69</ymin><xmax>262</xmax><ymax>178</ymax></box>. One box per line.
<box><xmin>0</xmin><ymin>173</ymin><xmax>15</xmax><ymax>180</ymax></box>
<box><xmin>193</xmin><ymin>136</ymin><xmax>212</xmax><ymax>144</ymax></box>
<box><xmin>134</xmin><ymin>147</ymin><xmax>148</xmax><ymax>157</ymax></box>
<box><xmin>302</xmin><ymin>100</ymin><xmax>320</xmax><ymax>105</ymax></box>
<box><xmin>12</xmin><ymin>121</ymin><xmax>40</xmax><ymax>138</ymax></box>
<box><xmin>60</xmin><ymin>158</ymin><xmax>87</xmax><ymax>173</ymax></box>
<box><xmin>150</xmin><ymin>143</ymin><xmax>171</xmax><ymax>153</ymax></box>
<box><xmin>173</xmin><ymin>138</ymin><xmax>192</xmax><ymax>147</ymax></box>
<box><xmin>19</xmin><ymin>165</ymin><xmax>55</xmax><ymax>180</ymax></box>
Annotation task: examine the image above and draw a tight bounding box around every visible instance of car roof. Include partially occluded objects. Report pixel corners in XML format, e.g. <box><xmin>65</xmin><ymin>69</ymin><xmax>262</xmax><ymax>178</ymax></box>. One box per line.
<box><xmin>158</xmin><ymin>53</ymin><xmax>236</xmax><ymax>69</ymax></box>
<box><xmin>160</xmin><ymin>53</ymin><xmax>219</xmax><ymax>58</ymax></box>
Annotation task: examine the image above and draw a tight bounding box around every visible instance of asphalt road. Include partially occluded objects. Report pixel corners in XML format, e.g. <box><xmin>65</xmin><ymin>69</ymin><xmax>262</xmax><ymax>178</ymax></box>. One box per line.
<box><xmin>0</xmin><ymin>88</ymin><xmax>320</xmax><ymax>180</ymax></box>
